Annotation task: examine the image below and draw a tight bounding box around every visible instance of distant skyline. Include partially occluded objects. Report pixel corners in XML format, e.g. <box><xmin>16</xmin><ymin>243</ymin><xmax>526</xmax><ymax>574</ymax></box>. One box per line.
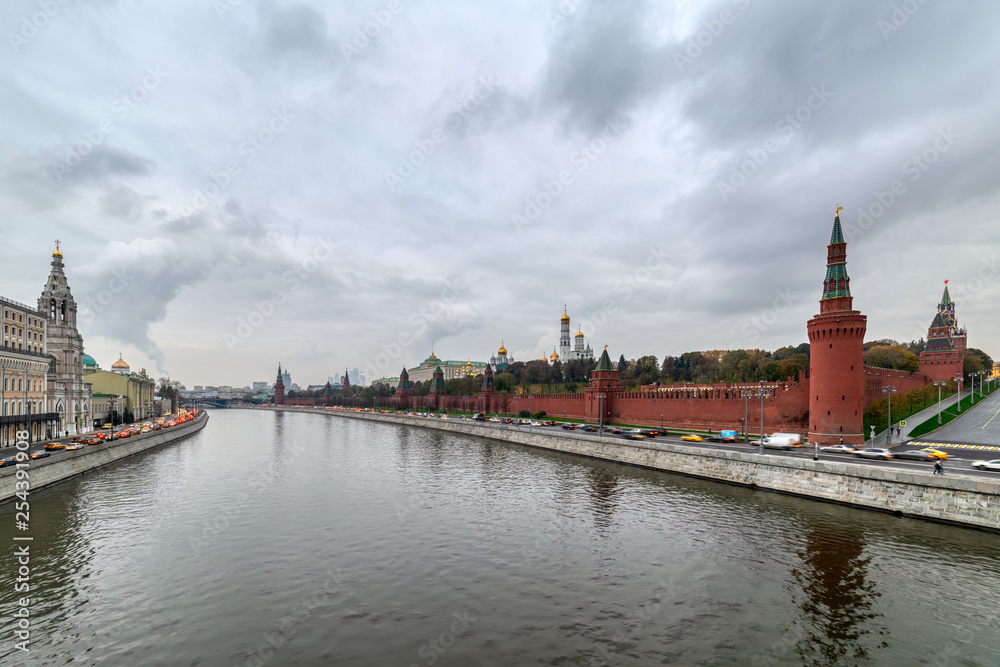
<box><xmin>2</xmin><ymin>1</ymin><xmax>999</xmax><ymax>387</ymax></box>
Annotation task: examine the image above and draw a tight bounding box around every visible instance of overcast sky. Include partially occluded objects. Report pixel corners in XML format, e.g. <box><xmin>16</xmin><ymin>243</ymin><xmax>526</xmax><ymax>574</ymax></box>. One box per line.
<box><xmin>2</xmin><ymin>0</ymin><xmax>998</xmax><ymax>387</ymax></box>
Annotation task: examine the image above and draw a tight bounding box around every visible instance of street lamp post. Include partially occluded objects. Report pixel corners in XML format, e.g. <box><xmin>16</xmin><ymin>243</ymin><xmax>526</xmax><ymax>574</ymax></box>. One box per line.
<box><xmin>598</xmin><ymin>392</ymin><xmax>606</xmax><ymax>438</ymax></box>
<box><xmin>955</xmin><ymin>376</ymin><xmax>963</xmax><ymax>413</ymax></box>
<box><xmin>742</xmin><ymin>390</ymin><xmax>750</xmax><ymax>443</ymax></box>
<box><xmin>934</xmin><ymin>380</ymin><xmax>946</xmax><ymax>425</ymax></box>
<box><xmin>883</xmin><ymin>385</ymin><xmax>896</xmax><ymax>446</ymax></box>
<box><xmin>758</xmin><ymin>382</ymin><xmax>768</xmax><ymax>455</ymax></box>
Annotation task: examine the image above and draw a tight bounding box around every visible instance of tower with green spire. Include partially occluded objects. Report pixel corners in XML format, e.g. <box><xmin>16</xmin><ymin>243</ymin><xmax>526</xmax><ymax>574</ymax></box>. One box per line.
<box><xmin>807</xmin><ymin>208</ymin><xmax>867</xmax><ymax>445</ymax></box>
<box><xmin>919</xmin><ymin>280</ymin><xmax>966</xmax><ymax>381</ymax></box>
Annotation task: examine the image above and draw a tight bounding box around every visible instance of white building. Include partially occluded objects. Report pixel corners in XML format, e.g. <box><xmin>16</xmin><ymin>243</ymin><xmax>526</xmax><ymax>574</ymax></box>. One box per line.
<box><xmin>557</xmin><ymin>306</ymin><xmax>594</xmax><ymax>363</ymax></box>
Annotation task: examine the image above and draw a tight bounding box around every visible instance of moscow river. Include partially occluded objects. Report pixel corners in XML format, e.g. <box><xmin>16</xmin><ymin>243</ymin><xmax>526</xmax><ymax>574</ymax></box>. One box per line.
<box><xmin>2</xmin><ymin>409</ymin><xmax>1000</xmax><ymax>666</ymax></box>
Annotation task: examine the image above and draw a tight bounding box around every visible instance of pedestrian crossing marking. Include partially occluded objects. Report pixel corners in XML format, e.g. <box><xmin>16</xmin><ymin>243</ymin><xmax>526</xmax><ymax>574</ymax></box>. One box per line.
<box><xmin>910</xmin><ymin>441</ymin><xmax>1000</xmax><ymax>451</ymax></box>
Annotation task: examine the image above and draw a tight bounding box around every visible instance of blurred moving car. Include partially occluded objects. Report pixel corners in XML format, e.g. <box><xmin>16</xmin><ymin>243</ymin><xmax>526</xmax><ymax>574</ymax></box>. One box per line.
<box><xmin>681</xmin><ymin>434</ymin><xmax>703</xmax><ymax>442</ymax></box>
<box><xmin>855</xmin><ymin>448</ymin><xmax>892</xmax><ymax>460</ymax></box>
<box><xmin>30</xmin><ymin>451</ymin><xmax>51</xmax><ymax>459</ymax></box>
<box><xmin>580</xmin><ymin>425</ymin><xmax>598</xmax><ymax>432</ymax></box>
<box><xmin>918</xmin><ymin>448</ymin><xmax>948</xmax><ymax>459</ymax></box>
<box><xmin>971</xmin><ymin>459</ymin><xmax>1000</xmax><ymax>471</ymax></box>
<box><xmin>707</xmin><ymin>434</ymin><xmax>737</xmax><ymax>443</ymax></box>
<box><xmin>819</xmin><ymin>444</ymin><xmax>860</xmax><ymax>453</ymax></box>
<box><xmin>893</xmin><ymin>450</ymin><xmax>937</xmax><ymax>461</ymax></box>
<box><xmin>44</xmin><ymin>442</ymin><xmax>65</xmax><ymax>450</ymax></box>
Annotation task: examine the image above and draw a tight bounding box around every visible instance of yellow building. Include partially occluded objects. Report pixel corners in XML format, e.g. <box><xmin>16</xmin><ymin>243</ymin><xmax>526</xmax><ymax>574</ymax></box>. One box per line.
<box><xmin>84</xmin><ymin>355</ymin><xmax>156</xmax><ymax>421</ymax></box>
<box><xmin>1</xmin><ymin>295</ymin><xmax>57</xmax><ymax>444</ymax></box>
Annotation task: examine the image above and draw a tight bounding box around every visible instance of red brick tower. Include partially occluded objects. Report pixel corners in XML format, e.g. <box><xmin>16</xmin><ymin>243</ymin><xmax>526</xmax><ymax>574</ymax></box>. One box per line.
<box><xmin>919</xmin><ymin>282</ymin><xmax>966</xmax><ymax>381</ymax></box>
<box><xmin>585</xmin><ymin>346</ymin><xmax>620</xmax><ymax>423</ymax></box>
<box><xmin>479</xmin><ymin>363</ymin><xmax>495</xmax><ymax>413</ymax></box>
<box><xmin>807</xmin><ymin>209</ymin><xmax>867</xmax><ymax>444</ymax></box>
<box><xmin>396</xmin><ymin>366</ymin><xmax>414</xmax><ymax>408</ymax></box>
<box><xmin>273</xmin><ymin>363</ymin><xmax>285</xmax><ymax>406</ymax></box>
<box><xmin>428</xmin><ymin>365</ymin><xmax>446</xmax><ymax>410</ymax></box>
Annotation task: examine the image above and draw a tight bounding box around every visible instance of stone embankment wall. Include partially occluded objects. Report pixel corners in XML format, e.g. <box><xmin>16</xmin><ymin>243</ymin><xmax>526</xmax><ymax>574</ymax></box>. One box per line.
<box><xmin>268</xmin><ymin>407</ymin><xmax>1000</xmax><ymax>533</ymax></box>
<box><xmin>0</xmin><ymin>413</ymin><xmax>209</xmax><ymax>504</ymax></box>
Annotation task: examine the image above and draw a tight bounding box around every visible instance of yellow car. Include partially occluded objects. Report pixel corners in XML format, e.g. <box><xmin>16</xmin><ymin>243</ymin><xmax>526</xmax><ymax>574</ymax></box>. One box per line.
<box><xmin>919</xmin><ymin>448</ymin><xmax>948</xmax><ymax>459</ymax></box>
<box><xmin>44</xmin><ymin>442</ymin><xmax>65</xmax><ymax>450</ymax></box>
<box><xmin>65</xmin><ymin>444</ymin><xmax>82</xmax><ymax>451</ymax></box>
<box><xmin>681</xmin><ymin>434</ymin><xmax>703</xmax><ymax>442</ymax></box>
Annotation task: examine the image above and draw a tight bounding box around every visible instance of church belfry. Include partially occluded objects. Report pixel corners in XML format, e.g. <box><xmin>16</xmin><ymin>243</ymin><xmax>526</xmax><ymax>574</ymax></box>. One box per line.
<box><xmin>38</xmin><ymin>241</ymin><xmax>92</xmax><ymax>435</ymax></box>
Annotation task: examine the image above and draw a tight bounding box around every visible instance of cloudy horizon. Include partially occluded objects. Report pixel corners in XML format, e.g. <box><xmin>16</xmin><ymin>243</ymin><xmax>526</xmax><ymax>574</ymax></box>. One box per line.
<box><xmin>2</xmin><ymin>0</ymin><xmax>998</xmax><ymax>388</ymax></box>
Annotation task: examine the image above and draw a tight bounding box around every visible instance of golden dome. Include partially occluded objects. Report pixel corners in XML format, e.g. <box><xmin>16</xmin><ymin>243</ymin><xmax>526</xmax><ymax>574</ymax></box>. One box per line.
<box><xmin>111</xmin><ymin>354</ymin><xmax>129</xmax><ymax>370</ymax></box>
<box><xmin>560</xmin><ymin>305</ymin><xmax>570</xmax><ymax>324</ymax></box>
<box><xmin>575</xmin><ymin>326</ymin><xmax>584</xmax><ymax>338</ymax></box>
<box><xmin>53</xmin><ymin>239</ymin><xmax>63</xmax><ymax>258</ymax></box>
<box><xmin>497</xmin><ymin>340</ymin><xmax>507</xmax><ymax>356</ymax></box>
<box><xmin>550</xmin><ymin>348</ymin><xmax>559</xmax><ymax>362</ymax></box>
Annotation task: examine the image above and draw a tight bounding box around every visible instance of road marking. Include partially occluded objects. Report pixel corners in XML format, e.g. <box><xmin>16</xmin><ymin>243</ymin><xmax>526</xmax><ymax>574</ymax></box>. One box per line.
<box><xmin>909</xmin><ymin>441</ymin><xmax>1000</xmax><ymax>451</ymax></box>
<box><xmin>982</xmin><ymin>406</ymin><xmax>1000</xmax><ymax>430</ymax></box>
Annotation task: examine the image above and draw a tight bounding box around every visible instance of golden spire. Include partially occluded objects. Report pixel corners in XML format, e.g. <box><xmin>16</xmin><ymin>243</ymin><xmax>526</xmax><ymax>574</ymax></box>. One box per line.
<box><xmin>560</xmin><ymin>304</ymin><xmax>570</xmax><ymax>323</ymax></box>
<box><xmin>53</xmin><ymin>239</ymin><xmax>63</xmax><ymax>258</ymax></box>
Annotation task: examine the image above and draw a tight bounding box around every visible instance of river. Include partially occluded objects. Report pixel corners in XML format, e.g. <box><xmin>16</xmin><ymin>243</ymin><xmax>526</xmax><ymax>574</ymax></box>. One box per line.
<box><xmin>2</xmin><ymin>409</ymin><xmax>999</xmax><ymax>666</ymax></box>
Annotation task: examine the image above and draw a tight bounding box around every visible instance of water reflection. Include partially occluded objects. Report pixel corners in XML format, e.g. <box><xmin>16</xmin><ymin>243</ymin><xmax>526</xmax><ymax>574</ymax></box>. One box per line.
<box><xmin>585</xmin><ymin>468</ymin><xmax>622</xmax><ymax>532</ymax></box>
<box><xmin>792</xmin><ymin>522</ymin><xmax>885</xmax><ymax>665</ymax></box>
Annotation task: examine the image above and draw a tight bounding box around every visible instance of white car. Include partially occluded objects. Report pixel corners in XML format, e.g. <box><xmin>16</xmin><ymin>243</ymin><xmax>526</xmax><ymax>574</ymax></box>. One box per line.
<box><xmin>855</xmin><ymin>448</ymin><xmax>893</xmax><ymax>460</ymax></box>
<box><xmin>971</xmin><ymin>459</ymin><xmax>1000</xmax><ymax>471</ymax></box>
<box><xmin>820</xmin><ymin>444</ymin><xmax>860</xmax><ymax>454</ymax></box>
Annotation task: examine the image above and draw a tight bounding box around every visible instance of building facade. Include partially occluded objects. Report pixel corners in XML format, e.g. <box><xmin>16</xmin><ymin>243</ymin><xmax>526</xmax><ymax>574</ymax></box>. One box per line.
<box><xmin>489</xmin><ymin>342</ymin><xmax>514</xmax><ymax>372</ymax></box>
<box><xmin>408</xmin><ymin>352</ymin><xmax>487</xmax><ymax>383</ymax></box>
<box><xmin>38</xmin><ymin>243</ymin><xmax>93</xmax><ymax>435</ymax></box>
<box><xmin>1</xmin><ymin>296</ymin><xmax>57</xmax><ymax>444</ymax></box>
<box><xmin>84</xmin><ymin>355</ymin><xmax>156</xmax><ymax>422</ymax></box>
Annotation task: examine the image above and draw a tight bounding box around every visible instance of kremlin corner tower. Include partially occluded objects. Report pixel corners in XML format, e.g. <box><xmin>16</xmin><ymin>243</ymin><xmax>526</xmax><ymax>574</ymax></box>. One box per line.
<box><xmin>807</xmin><ymin>210</ymin><xmax>867</xmax><ymax>445</ymax></box>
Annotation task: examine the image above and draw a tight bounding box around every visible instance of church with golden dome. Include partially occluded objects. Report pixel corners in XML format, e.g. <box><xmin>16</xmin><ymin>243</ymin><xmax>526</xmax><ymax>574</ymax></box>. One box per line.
<box><xmin>489</xmin><ymin>341</ymin><xmax>514</xmax><ymax>371</ymax></box>
<box><xmin>558</xmin><ymin>306</ymin><xmax>594</xmax><ymax>362</ymax></box>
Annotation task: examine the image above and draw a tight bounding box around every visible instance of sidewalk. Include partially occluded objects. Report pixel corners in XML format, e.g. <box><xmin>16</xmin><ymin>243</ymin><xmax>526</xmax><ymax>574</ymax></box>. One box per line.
<box><xmin>866</xmin><ymin>390</ymin><xmax>966</xmax><ymax>447</ymax></box>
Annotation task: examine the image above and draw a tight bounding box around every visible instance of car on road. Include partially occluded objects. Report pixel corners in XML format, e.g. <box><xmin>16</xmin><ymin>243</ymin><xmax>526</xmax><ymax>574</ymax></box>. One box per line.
<box><xmin>0</xmin><ymin>456</ymin><xmax>18</xmax><ymax>468</ymax></box>
<box><xmin>561</xmin><ymin>423</ymin><xmax>577</xmax><ymax>430</ymax></box>
<box><xmin>918</xmin><ymin>448</ymin><xmax>948</xmax><ymax>459</ymax></box>
<box><xmin>893</xmin><ymin>450</ymin><xmax>937</xmax><ymax>461</ymax></box>
<box><xmin>30</xmin><ymin>451</ymin><xmax>51</xmax><ymax>459</ymax></box>
<box><xmin>603</xmin><ymin>427</ymin><xmax>625</xmax><ymax>435</ymax></box>
<box><xmin>707</xmin><ymin>434</ymin><xmax>737</xmax><ymax>443</ymax></box>
<box><xmin>625</xmin><ymin>433</ymin><xmax>647</xmax><ymax>440</ymax></box>
<box><xmin>819</xmin><ymin>444</ymin><xmax>860</xmax><ymax>454</ymax></box>
<box><xmin>855</xmin><ymin>448</ymin><xmax>893</xmax><ymax>460</ymax></box>
<box><xmin>543</xmin><ymin>421</ymin><xmax>557</xmax><ymax>426</ymax></box>
<box><xmin>580</xmin><ymin>425</ymin><xmax>599</xmax><ymax>432</ymax></box>
<box><xmin>65</xmin><ymin>444</ymin><xmax>82</xmax><ymax>451</ymax></box>
<box><xmin>44</xmin><ymin>442</ymin><xmax>65</xmax><ymax>450</ymax></box>
<box><xmin>971</xmin><ymin>459</ymin><xmax>1000</xmax><ymax>471</ymax></box>
<box><xmin>681</xmin><ymin>434</ymin><xmax>703</xmax><ymax>442</ymax></box>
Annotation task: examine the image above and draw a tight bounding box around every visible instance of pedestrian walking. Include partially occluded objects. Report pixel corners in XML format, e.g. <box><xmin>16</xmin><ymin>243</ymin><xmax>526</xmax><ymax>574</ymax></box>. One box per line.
<box><xmin>933</xmin><ymin>460</ymin><xmax>943</xmax><ymax>475</ymax></box>
<box><xmin>896</xmin><ymin>425</ymin><xmax>901</xmax><ymax>436</ymax></box>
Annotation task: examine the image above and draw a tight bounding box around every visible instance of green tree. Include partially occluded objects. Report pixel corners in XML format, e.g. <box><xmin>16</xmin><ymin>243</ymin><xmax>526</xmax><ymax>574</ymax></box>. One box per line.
<box><xmin>494</xmin><ymin>373</ymin><xmax>515</xmax><ymax>393</ymax></box>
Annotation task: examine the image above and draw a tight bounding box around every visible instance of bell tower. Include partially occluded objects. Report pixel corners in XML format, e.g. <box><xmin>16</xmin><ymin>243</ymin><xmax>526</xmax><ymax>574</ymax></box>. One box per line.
<box><xmin>807</xmin><ymin>209</ymin><xmax>867</xmax><ymax>445</ymax></box>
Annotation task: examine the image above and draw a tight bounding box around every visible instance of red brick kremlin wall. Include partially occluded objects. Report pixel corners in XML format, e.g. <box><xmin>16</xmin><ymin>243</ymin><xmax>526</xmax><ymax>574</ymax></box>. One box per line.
<box><xmin>862</xmin><ymin>366</ymin><xmax>931</xmax><ymax>408</ymax></box>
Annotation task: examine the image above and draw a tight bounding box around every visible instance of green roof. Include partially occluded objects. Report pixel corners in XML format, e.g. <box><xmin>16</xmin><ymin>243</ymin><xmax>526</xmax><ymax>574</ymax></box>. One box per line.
<box><xmin>821</xmin><ymin>263</ymin><xmax>851</xmax><ymax>299</ymax></box>
<box><xmin>941</xmin><ymin>283</ymin><xmax>953</xmax><ymax>306</ymax></box>
<box><xmin>829</xmin><ymin>214</ymin><xmax>845</xmax><ymax>244</ymax></box>
<box><xmin>595</xmin><ymin>348</ymin><xmax>614</xmax><ymax>371</ymax></box>
<box><xmin>82</xmin><ymin>353</ymin><xmax>97</xmax><ymax>367</ymax></box>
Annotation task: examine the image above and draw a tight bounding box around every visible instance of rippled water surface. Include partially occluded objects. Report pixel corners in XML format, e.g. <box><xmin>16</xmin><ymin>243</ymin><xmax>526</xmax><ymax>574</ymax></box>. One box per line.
<box><xmin>2</xmin><ymin>409</ymin><xmax>999</xmax><ymax>666</ymax></box>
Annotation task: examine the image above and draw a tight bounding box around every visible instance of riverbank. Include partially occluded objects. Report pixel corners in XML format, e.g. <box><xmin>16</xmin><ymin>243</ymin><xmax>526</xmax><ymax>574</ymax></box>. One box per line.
<box><xmin>0</xmin><ymin>412</ymin><xmax>209</xmax><ymax>504</ymax></box>
<box><xmin>263</xmin><ymin>406</ymin><xmax>1000</xmax><ymax>533</ymax></box>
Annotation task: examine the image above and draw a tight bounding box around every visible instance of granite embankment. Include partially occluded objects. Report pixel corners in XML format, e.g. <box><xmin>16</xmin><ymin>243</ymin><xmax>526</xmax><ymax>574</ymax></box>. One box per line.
<box><xmin>0</xmin><ymin>413</ymin><xmax>209</xmax><ymax>504</ymax></box>
<box><xmin>268</xmin><ymin>407</ymin><xmax>1000</xmax><ymax>533</ymax></box>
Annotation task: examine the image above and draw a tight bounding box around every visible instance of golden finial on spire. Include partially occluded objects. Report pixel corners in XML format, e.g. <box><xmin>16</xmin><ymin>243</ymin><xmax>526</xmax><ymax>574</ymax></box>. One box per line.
<box><xmin>53</xmin><ymin>239</ymin><xmax>63</xmax><ymax>258</ymax></box>
<box><xmin>836</xmin><ymin>205</ymin><xmax>843</xmax><ymax>216</ymax></box>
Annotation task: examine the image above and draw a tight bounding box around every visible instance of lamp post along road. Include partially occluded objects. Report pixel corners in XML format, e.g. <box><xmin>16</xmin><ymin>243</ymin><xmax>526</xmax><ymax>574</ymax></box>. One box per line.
<box><xmin>883</xmin><ymin>385</ymin><xmax>896</xmax><ymax>446</ymax></box>
<box><xmin>934</xmin><ymin>380</ymin><xmax>946</xmax><ymax>425</ymax></box>
<box><xmin>955</xmin><ymin>376</ymin><xmax>963</xmax><ymax>413</ymax></box>
<box><xmin>757</xmin><ymin>382</ymin><xmax>768</xmax><ymax>456</ymax></box>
